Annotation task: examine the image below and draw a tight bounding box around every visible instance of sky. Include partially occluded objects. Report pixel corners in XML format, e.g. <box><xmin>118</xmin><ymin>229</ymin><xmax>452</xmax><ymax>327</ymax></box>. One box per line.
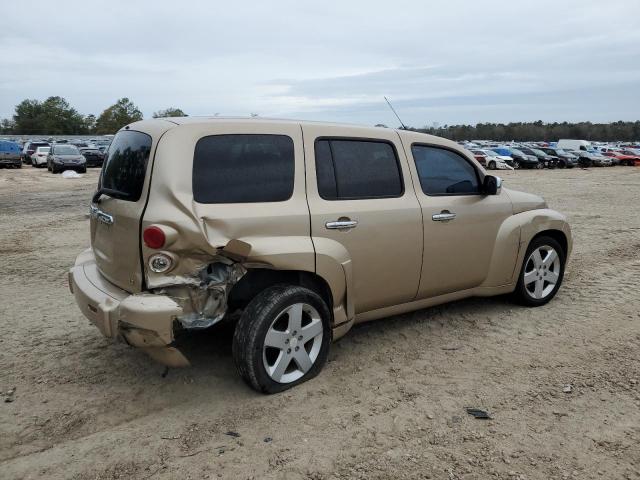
<box><xmin>2</xmin><ymin>0</ymin><xmax>640</xmax><ymax>127</ymax></box>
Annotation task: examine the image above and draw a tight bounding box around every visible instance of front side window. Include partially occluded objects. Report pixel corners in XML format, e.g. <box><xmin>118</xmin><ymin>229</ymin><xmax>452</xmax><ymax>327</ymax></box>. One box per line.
<box><xmin>411</xmin><ymin>145</ymin><xmax>480</xmax><ymax>195</ymax></box>
<box><xmin>193</xmin><ymin>134</ymin><xmax>294</xmax><ymax>203</ymax></box>
<box><xmin>100</xmin><ymin>130</ymin><xmax>152</xmax><ymax>202</ymax></box>
<box><xmin>315</xmin><ymin>139</ymin><xmax>403</xmax><ymax>200</ymax></box>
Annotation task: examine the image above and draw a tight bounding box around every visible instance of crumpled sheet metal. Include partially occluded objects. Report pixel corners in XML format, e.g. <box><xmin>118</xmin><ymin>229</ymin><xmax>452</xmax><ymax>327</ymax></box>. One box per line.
<box><xmin>160</xmin><ymin>261</ymin><xmax>246</xmax><ymax>330</ymax></box>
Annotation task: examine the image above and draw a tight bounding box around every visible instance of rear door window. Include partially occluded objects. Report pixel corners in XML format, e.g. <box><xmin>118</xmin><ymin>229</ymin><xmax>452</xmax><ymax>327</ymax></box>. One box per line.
<box><xmin>315</xmin><ymin>139</ymin><xmax>403</xmax><ymax>200</ymax></box>
<box><xmin>100</xmin><ymin>130</ymin><xmax>152</xmax><ymax>202</ymax></box>
<box><xmin>411</xmin><ymin>145</ymin><xmax>480</xmax><ymax>195</ymax></box>
<box><xmin>193</xmin><ymin>134</ymin><xmax>295</xmax><ymax>203</ymax></box>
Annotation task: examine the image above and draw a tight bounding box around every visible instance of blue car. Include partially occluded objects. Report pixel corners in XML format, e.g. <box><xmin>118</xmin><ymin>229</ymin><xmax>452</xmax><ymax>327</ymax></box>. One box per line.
<box><xmin>0</xmin><ymin>140</ymin><xmax>22</xmax><ymax>168</ymax></box>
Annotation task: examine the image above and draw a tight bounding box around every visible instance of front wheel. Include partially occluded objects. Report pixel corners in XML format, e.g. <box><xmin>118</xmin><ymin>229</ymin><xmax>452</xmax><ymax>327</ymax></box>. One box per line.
<box><xmin>488</xmin><ymin>161</ymin><xmax>496</xmax><ymax>170</ymax></box>
<box><xmin>512</xmin><ymin>160</ymin><xmax>520</xmax><ymax>169</ymax></box>
<box><xmin>232</xmin><ymin>285</ymin><xmax>332</xmax><ymax>394</ymax></box>
<box><xmin>513</xmin><ymin>236</ymin><xmax>565</xmax><ymax>307</ymax></box>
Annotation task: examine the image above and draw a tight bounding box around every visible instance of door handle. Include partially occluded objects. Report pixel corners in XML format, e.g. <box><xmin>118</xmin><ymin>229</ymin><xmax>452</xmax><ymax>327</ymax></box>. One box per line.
<box><xmin>432</xmin><ymin>211</ymin><xmax>456</xmax><ymax>222</ymax></box>
<box><xmin>326</xmin><ymin>219</ymin><xmax>358</xmax><ymax>230</ymax></box>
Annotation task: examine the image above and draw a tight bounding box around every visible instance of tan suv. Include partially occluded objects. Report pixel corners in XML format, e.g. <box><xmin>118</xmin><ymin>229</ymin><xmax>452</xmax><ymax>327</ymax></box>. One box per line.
<box><xmin>69</xmin><ymin>118</ymin><xmax>572</xmax><ymax>393</ymax></box>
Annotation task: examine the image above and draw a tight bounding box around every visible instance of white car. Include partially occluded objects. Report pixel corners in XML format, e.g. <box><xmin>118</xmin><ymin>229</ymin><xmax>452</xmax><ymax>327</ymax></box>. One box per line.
<box><xmin>472</xmin><ymin>149</ymin><xmax>515</xmax><ymax>170</ymax></box>
<box><xmin>31</xmin><ymin>146</ymin><xmax>50</xmax><ymax>167</ymax></box>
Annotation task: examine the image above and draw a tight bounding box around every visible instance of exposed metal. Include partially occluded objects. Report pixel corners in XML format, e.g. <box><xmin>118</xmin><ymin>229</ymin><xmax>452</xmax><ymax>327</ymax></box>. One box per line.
<box><xmin>163</xmin><ymin>261</ymin><xmax>246</xmax><ymax>330</ymax></box>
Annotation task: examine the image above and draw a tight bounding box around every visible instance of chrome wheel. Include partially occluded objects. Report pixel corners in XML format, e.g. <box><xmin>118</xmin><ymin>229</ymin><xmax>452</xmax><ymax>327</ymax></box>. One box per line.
<box><xmin>523</xmin><ymin>245</ymin><xmax>561</xmax><ymax>300</ymax></box>
<box><xmin>262</xmin><ymin>302</ymin><xmax>324</xmax><ymax>384</ymax></box>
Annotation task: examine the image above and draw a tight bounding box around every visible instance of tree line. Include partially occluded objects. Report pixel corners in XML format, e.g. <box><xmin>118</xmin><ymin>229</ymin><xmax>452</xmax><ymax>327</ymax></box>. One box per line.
<box><xmin>2</xmin><ymin>96</ymin><xmax>639</xmax><ymax>141</ymax></box>
<box><xmin>0</xmin><ymin>97</ymin><xmax>186</xmax><ymax>135</ymax></box>
<box><xmin>407</xmin><ymin>120</ymin><xmax>640</xmax><ymax>142</ymax></box>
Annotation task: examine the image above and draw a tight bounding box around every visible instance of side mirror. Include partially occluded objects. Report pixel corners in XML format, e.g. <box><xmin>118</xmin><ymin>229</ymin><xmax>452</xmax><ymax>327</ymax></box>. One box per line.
<box><xmin>483</xmin><ymin>175</ymin><xmax>502</xmax><ymax>195</ymax></box>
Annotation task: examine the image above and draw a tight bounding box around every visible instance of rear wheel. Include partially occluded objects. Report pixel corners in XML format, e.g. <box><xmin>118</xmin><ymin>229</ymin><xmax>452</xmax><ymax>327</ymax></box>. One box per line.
<box><xmin>513</xmin><ymin>236</ymin><xmax>565</xmax><ymax>307</ymax></box>
<box><xmin>513</xmin><ymin>160</ymin><xmax>521</xmax><ymax>169</ymax></box>
<box><xmin>233</xmin><ymin>285</ymin><xmax>331</xmax><ymax>394</ymax></box>
<box><xmin>558</xmin><ymin>160</ymin><xmax>566</xmax><ymax>169</ymax></box>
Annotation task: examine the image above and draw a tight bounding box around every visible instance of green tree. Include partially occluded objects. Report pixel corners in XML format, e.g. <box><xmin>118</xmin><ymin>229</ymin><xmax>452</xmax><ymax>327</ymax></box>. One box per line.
<box><xmin>82</xmin><ymin>114</ymin><xmax>97</xmax><ymax>134</ymax></box>
<box><xmin>0</xmin><ymin>118</ymin><xmax>15</xmax><ymax>134</ymax></box>
<box><xmin>152</xmin><ymin>107</ymin><xmax>187</xmax><ymax>118</ymax></box>
<box><xmin>95</xmin><ymin>98</ymin><xmax>143</xmax><ymax>134</ymax></box>
<box><xmin>12</xmin><ymin>96</ymin><xmax>84</xmax><ymax>134</ymax></box>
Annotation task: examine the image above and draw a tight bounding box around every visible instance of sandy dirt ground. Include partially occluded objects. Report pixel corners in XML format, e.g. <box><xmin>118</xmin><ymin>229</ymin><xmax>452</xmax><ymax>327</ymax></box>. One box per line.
<box><xmin>1</xmin><ymin>166</ymin><xmax>639</xmax><ymax>480</ymax></box>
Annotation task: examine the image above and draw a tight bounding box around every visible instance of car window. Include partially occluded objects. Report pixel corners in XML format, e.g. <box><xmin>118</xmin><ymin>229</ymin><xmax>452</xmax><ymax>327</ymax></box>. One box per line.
<box><xmin>53</xmin><ymin>145</ymin><xmax>80</xmax><ymax>155</ymax></box>
<box><xmin>315</xmin><ymin>139</ymin><xmax>403</xmax><ymax>200</ymax></box>
<box><xmin>193</xmin><ymin>134</ymin><xmax>294</xmax><ymax>204</ymax></box>
<box><xmin>411</xmin><ymin>145</ymin><xmax>480</xmax><ymax>196</ymax></box>
<box><xmin>100</xmin><ymin>130</ymin><xmax>152</xmax><ymax>202</ymax></box>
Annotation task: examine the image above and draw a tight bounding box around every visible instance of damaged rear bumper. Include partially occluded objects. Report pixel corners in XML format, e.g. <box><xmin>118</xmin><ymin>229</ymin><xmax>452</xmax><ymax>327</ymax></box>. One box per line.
<box><xmin>68</xmin><ymin>248</ymin><xmax>189</xmax><ymax>367</ymax></box>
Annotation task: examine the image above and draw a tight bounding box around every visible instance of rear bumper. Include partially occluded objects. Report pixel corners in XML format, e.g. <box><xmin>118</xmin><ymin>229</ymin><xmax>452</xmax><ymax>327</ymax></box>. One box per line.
<box><xmin>69</xmin><ymin>248</ymin><xmax>190</xmax><ymax>367</ymax></box>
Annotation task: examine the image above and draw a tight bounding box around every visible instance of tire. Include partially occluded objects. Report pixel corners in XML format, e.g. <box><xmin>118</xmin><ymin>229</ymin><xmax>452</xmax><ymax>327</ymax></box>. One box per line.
<box><xmin>513</xmin><ymin>235</ymin><xmax>566</xmax><ymax>307</ymax></box>
<box><xmin>488</xmin><ymin>161</ymin><xmax>496</xmax><ymax>170</ymax></box>
<box><xmin>51</xmin><ymin>165</ymin><xmax>58</xmax><ymax>174</ymax></box>
<box><xmin>16</xmin><ymin>163</ymin><xmax>22</xmax><ymax>169</ymax></box>
<box><xmin>232</xmin><ymin>285</ymin><xmax>332</xmax><ymax>394</ymax></box>
<box><xmin>535</xmin><ymin>162</ymin><xmax>543</xmax><ymax>169</ymax></box>
<box><xmin>513</xmin><ymin>160</ymin><xmax>520</xmax><ymax>170</ymax></box>
<box><xmin>79</xmin><ymin>167</ymin><xmax>87</xmax><ymax>173</ymax></box>
<box><xmin>558</xmin><ymin>160</ymin><xmax>566</xmax><ymax>169</ymax></box>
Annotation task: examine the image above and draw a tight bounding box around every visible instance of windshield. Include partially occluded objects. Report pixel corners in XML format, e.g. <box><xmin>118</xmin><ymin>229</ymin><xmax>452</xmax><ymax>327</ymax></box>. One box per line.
<box><xmin>510</xmin><ymin>148</ymin><xmax>524</xmax><ymax>155</ymax></box>
<box><xmin>54</xmin><ymin>145</ymin><xmax>80</xmax><ymax>155</ymax></box>
<box><xmin>100</xmin><ymin>130</ymin><xmax>152</xmax><ymax>202</ymax></box>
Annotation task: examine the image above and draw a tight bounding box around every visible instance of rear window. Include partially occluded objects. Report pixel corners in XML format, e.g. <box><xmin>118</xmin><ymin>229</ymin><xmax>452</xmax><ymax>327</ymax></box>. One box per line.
<box><xmin>315</xmin><ymin>139</ymin><xmax>403</xmax><ymax>200</ymax></box>
<box><xmin>193</xmin><ymin>134</ymin><xmax>295</xmax><ymax>203</ymax></box>
<box><xmin>100</xmin><ymin>130</ymin><xmax>152</xmax><ymax>202</ymax></box>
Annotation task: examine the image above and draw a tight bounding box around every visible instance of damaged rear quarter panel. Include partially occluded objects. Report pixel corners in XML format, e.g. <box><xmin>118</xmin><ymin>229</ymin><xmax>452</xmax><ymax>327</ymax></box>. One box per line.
<box><xmin>140</xmin><ymin>121</ymin><xmax>318</xmax><ymax>330</ymax></box>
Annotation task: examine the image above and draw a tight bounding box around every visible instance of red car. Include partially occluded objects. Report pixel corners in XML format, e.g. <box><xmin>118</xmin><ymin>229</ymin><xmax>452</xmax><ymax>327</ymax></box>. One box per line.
<box><xmin>602</xmin><ymin>151</ymin><xmax>640</xmax><ymax>166</ymax></box>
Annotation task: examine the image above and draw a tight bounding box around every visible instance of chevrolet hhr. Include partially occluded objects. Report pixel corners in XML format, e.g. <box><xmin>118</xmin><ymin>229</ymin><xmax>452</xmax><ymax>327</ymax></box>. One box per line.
<box><xmin>69</xmin><ymin>118</ymin><xmax>572</xmax><ymax>393</ymax></box>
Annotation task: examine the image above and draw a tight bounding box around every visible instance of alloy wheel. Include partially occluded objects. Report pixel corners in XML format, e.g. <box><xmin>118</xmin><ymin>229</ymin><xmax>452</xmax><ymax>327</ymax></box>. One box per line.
<box><xmin>523</xmin><ymin>245</ymin><xmax>561</xmax><ymax>300</ymax></box>
<box><xmin>262</xmin><ymin>302</ymin><xmax>324</xmax><ymax>384</ymax></box>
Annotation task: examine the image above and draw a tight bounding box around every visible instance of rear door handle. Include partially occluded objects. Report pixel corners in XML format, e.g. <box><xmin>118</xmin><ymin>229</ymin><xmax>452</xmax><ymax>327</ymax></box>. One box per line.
<box><xmin>326</xmin><ymin>219</ymin><xmax>358</xmax><ymax>230</ymax></box>
<box><xmin>432</xmin><ymin>211</ymin><xmax>456</xmax><ymax>222</ymax></box>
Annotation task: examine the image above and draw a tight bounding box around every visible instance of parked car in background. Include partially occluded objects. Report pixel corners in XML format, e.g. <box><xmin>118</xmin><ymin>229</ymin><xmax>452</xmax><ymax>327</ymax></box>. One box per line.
<box><xmin>30</xmin><ymin>146</ymin><xmax>51</xmax><ymax>167</ymax></box>
<box><xmin>79</xmin><ymin>147</ymin><xmax>105</xmax><ymax>167</ymax></box>
<box><xmin>0</xmin><ymin>140</ymin><xmax>23</xmax><ymax>168</ymax></box>
<box><xmin>540</xmin><ymin>148</ymin><xmax>578</xmax><ymax>168</ymax></box>
<box><xmin>21</xmin><ymin>141</ymin><xmax>50</xmax><ymax>164</ymax></box>
<box><xmin>621</xmin><ymin>149</ymin><xmax>640</xmax><ymax>163</ymax></box>
<box><xmin>471</xmin><ymin>149</ymin><xmax>513</xmax><ymax>170</ymax></box>
<box><xmin>557</xmin><ymin>139</ymin><xmax>592</xmax><ymax>152</ymax></box>
<box><xmin>519</xmin><ymin>147</ymin><xmax>558</xmax><ymax>168</ymax></box>
<box><xmin>491</xmin><ymin>147</ymin><xmax>539</xmax><ymax>169</ymax></box>
<box><xmin>46</xmin><ymin>144</ymin><xmax>87</xmax><ymax>173</ymax></box>
<box><xmin>585</xmin><ymin>151</ymin><xmax>612</xmax><ymax>167</ymax></box>
<box><xmin>69</xmin><ymin>118</ymin><xmax>572</xmax><ymax>393</ymax></box>
<box><xmin>602</xmin><ymin>151</ymin><xmax>640</xmax><ymax>166</ymax></box>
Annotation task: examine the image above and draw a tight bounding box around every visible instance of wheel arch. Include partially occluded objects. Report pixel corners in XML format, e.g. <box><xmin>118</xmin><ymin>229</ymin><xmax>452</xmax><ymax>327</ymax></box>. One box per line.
<box><xmin>228</xmin><ymin>268</ymin><xmax>335</xmax><ymax>321</ymax></box>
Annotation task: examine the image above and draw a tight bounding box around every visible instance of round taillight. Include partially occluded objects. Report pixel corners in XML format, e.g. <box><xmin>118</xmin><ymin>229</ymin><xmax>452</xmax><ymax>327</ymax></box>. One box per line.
<box><xmin>143</xmin><ymin>226</ymin><xmax>165</xmax><ymax>249</ymax></box>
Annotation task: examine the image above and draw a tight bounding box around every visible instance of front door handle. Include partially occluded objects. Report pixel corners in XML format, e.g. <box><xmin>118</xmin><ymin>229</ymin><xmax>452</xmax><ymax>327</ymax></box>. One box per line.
<box><xmin>432</xmin><ymin>211</ymin><xmax>456</xmax><ymax>222</ymax></box>
<box><xmin>326</xmin><ymin>219</ymin><xmax>358</xmax><ymax>230</ymax></box>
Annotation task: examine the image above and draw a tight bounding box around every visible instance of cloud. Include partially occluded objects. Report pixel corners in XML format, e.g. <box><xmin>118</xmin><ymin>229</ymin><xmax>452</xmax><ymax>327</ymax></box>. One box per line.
<box><xmin>1</xmin><ymin>0</ymin><xmax>639</xmax><ymax>125</ymax></box>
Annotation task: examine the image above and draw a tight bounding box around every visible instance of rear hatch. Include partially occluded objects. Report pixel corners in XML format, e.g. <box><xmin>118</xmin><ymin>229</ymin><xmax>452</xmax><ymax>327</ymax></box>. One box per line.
<box><xmin>90</xmin><ymin>121</ymin><xmax>174</xmax><ymax>292</ymax></box>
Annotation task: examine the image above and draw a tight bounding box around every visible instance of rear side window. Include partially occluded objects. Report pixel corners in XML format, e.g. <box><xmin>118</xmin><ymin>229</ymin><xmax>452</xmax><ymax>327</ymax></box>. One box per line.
<box><xmin>411</xmin><ymin>145</ymin><xmax>480</xmax><ymax>195</ymax></box>
<box><xmin>193</xmin><ymin>134</ymin><xmax>294</xmax><ymax>203</ymax></box>
<box><xmin>315</xmin><ymin>139</ymin><xmax>403</xmax><ymax>200</ymax></box>
<box><xmin>100</xmin><ymin>130</ymin><xmax>152</xmax><ymax>202</ymax></box>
